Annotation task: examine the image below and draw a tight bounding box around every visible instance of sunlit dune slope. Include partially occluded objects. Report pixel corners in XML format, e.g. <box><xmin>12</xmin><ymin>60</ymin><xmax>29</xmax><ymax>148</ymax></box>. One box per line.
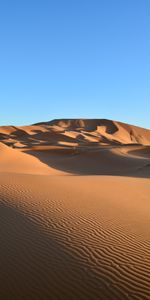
<box><xmin>0</xmin><ymin>119</ymin><xmax>150</xmax><ymax>299</ymax></box>
<box><xmin>0</xmin><ymin>142</ymin><xmax>62</xmax><ymax>175</ymax></box>
<box><xmin>0</xmin><ymin>119</ymin><xmax>150</xmax><ymax>149</ymax></box>
<box><xmin>0</xmin><ymin>119</ymin><xmax>149</xmax><ymax>176</ymax></box>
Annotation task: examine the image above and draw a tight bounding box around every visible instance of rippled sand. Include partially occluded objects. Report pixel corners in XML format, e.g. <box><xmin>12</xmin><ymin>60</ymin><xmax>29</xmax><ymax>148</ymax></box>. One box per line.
<box><xmin>0</xmin><ymin>174</ymin><xmax>150</xmax><ymax>299</ymax></box>
<box><xmin>0</xmin><ymin>119</ymin><xmax>150</xmax><ymax>299</ymax></box>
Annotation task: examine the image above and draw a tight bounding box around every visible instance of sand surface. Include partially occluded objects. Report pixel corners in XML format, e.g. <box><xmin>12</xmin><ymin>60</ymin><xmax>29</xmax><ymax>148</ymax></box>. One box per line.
<box><xmin>0</xmin><ymin>119</ymin><xmax>150</xmax><ymax>299</ymax></box>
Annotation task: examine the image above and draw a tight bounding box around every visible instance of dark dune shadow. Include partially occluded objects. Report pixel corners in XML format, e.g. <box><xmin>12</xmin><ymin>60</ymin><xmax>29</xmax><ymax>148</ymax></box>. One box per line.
<box><xmin>34</xmin><ymin>118</ymin><xmax>119</xmax><ymax>134</ymax></box>
<box><xmin>0</xmin><ymin>133</ymin><xmax>8</xmax><ymax>140</ymax></box>
<box><xmin>0</xmin><ymin>202</ymin><xmax>105</xmax><ymax>300</ymax></box>
<box><xmin>76</xmin><ymin>133</ymin><xmax>121</xmax><ymax>145</ymax></box>
<box><xmin>7</xmin><ymin>130</ymin><xmax>78</xmax><ymax>149</ymax></box>
<box><xmin>11</xmin><ymin>126</ymin><xmax>30</xmax><ymax>138</ymax></box>
<box><xmin>128</xmin><ymin>146</ymin><xmax>150</xmax><ymax>158</ymax></box>
<box><xmin>24</xmin><ymin>147</ymin><xmax>150</xmax><ymax>178</ymax></box>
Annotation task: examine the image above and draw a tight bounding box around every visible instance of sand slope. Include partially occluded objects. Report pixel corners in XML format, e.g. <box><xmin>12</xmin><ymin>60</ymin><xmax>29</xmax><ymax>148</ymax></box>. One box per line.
<box><xmin>0</xmin><ymin>142</ymin><xmax>62</xmax><ymax>175</ymax></box>
<box><xmin>0</xmin><ymin>119</ymin><xmax>150</xmax><ymax>149</ymax></box>
<box><xmin>0</xmin><ymin>119</ymin><xmax>150</xmax><ymax>299</ymax></box>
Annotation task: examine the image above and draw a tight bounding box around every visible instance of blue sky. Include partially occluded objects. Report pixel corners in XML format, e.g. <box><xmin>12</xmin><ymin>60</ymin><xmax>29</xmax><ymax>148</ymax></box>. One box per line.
<box><xmin>0</xmin><ymin>0</ymin><xmax>150</xmax><ymax>128</ymax></box>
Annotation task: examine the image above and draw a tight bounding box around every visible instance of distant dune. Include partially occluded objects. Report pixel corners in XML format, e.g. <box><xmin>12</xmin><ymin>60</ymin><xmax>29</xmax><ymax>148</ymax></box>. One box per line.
<box><xmin>0</xmin><ymin>119</ymin><xmax>150</xmax><ymax>299</ymax></box>
<box><xmin>0</xmin><ymin>119</ymin><xmax>150</xmax><ymax>176</ymax></box>
<box><xmin>1</xmin><ymin>119</ymin><xmax>150</xmax><ymax>149</ymax></box>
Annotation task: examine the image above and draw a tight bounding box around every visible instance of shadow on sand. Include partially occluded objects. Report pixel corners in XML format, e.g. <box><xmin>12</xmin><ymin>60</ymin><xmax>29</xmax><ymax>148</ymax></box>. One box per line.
<box><xmin>24</xmin><ymin>147</ymin><xmax>150</xmax><ymax>178</ymax></box>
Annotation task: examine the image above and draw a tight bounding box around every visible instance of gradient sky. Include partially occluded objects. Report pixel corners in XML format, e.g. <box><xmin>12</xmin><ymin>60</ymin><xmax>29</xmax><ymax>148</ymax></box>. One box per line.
<box><xmin>0</xmin><ymin>0</ymin><xmax>150</xmax><ymax>128</ymax></box>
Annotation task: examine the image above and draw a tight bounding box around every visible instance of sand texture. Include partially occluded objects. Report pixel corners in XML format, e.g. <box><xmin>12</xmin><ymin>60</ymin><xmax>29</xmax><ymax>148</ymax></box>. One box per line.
<box><xmin>0</xmin><ymin>119</ymin><xmax>150</xmax><ymax>299</ymax></box>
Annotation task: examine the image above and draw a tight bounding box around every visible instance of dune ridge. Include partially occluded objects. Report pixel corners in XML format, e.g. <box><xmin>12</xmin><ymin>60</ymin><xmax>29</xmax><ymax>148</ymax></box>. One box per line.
<box><xmin>0</xmin><ymin>119</ymin><xmax>150</xmax><ymax>299</ymax></box>
<box><xmin>0</xmin><ymin>119</ymin><xmax>150</xmax><ymax>149</ymax></box>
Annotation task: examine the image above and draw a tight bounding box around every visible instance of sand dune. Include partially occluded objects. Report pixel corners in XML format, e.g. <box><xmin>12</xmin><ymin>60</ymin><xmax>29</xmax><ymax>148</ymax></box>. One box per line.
<box><xmin>0</xmin><ymin>119</ymin><xmax>150</xmax><ymax>149</ymax></box>
<box><xmin>0</xmin><ymin>119</ymin><xmax>150</xmax><ymax>299</ymax></box>
<box><xmin>0</xmin><ymin>142</ymin><xmax>61</xmax><ymax>175</ymax></box>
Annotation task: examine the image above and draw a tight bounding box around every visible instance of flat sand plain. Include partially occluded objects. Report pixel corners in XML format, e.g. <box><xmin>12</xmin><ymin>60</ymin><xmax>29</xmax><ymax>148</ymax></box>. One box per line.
<box><xmin>0</xmin><ymin>119</ymin><xmax>150</xmax><ymax>299</ymax></box>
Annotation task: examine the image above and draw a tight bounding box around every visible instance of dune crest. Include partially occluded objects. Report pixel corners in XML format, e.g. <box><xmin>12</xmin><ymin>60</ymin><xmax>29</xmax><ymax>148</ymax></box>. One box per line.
<box><xmin>0</xmin><ymin>119</ymin><xmax>150</xmax><ymax>299</ymax></box>
<box><xmin>0</xmin><ymin>118</ymin><xmax>150</xmax><ymax>149</ymax></box>
<box><xmin>0</xmin><ymin>142</ymin><xmax>62</xmax><ymax>175</ymax></box>
<box><xmin>0</xmin><ymin>118</ymin><xmax>149</xmax><ymax>177</ymax></box>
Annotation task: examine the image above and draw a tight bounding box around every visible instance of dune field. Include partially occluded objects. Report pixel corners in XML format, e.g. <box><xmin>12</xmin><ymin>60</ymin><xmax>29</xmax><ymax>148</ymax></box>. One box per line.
<box><xmin>0</xmin><ymin>119</ymin><xmax>150</xmax><ymax>299</ymax></box>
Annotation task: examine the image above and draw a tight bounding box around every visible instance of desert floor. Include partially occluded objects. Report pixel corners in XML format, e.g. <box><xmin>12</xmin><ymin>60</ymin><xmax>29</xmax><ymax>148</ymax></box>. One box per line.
<box><xmin>0</xmin><ymin>119</ymin><xmax>150</xmax><ymax>299</ymax></box>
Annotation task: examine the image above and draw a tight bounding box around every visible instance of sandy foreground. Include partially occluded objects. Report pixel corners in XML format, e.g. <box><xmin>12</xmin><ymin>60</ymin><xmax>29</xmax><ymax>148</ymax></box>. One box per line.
<box><xmin>0</xmin><ymin>119</ymin><xmax>150</xmax><ymax>299</ymax></box>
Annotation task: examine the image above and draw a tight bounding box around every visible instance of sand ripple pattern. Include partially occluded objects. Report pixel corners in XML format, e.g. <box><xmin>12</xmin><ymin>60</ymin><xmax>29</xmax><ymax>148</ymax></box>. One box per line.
<box><xmin>0</xmin><ymin>174</ymin><xmax>150</xmax><ymax>300</ymax></box>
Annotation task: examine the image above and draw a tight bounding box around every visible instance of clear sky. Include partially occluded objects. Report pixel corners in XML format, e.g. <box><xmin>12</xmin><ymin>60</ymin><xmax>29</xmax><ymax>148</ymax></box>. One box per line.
<box><xmin>0</xmin><ymin>0</ymin><xmax>150</xmax><ymax>128</ymax></box>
